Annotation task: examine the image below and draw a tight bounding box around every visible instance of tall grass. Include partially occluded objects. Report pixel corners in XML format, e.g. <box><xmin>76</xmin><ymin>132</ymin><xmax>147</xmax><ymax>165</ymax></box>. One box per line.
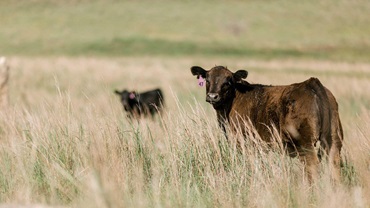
<box><xmin>0</xmin><ymin>57</ymin><xmax>369</xmax><ymax>207</ymax></box>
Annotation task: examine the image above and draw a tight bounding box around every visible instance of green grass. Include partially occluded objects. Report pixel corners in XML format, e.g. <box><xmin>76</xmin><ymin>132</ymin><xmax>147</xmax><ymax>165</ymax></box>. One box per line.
<box><xmin>1</xmin><ymin>0</ymin><xmax>370</xmax><ymax>61</ymax></box>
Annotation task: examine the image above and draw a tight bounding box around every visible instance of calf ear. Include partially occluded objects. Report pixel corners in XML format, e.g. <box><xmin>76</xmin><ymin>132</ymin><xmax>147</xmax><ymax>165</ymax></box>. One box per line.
<box><xmin>114</xmin><ymin>90</ymin><xmax>121</xmax><ymax>95</ymax></box>
<box><xmin>191</xmin><ymin>66</ymin><xmax>207</xmax><ymax>78</ymax></box>
<box><xmin>234</xmin><ymin>70</ymin><xmax>248</xmax><ymax>81</ymax></box>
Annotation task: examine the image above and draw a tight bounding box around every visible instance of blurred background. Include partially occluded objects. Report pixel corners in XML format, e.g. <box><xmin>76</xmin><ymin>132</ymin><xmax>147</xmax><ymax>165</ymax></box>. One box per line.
<box><xmin>1</xmin><ymin>0</ymin><xmax>369</xmax><ymax>61</ymax></box>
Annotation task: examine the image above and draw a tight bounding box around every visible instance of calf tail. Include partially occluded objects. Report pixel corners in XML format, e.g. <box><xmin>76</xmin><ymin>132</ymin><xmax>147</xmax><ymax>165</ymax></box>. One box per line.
<box><xmin>308</xmin><ymin>78</ymin><xmax>332</xmax><ymax>158</ymax></box>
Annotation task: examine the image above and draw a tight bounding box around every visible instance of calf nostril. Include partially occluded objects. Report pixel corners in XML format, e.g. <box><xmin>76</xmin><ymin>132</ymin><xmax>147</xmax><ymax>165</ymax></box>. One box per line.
<box><xmin>207</xmin><ymin>93</ymin><xmax>219</xmax><ymax>101</ymax></box>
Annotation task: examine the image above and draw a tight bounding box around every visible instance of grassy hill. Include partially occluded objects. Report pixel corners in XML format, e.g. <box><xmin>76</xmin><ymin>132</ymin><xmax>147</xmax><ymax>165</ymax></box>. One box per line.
<box><xmin>1</xmin><ymin>0</ymin><xmax>370</xmax><ymax>61</ymax></box>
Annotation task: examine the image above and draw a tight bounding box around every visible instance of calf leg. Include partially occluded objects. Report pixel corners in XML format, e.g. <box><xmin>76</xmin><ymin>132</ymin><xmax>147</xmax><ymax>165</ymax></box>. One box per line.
<box><xmin>285</xmin><ymin>121</ymin><xmax>320</xmax><ymax>183</ymax></box>
<box><xmin>329</xmin><ymin>142</ymin><xmax>341</xmax><ymax>183</ymax></box>
<box><xmin>298</xmin><ymin>144</ymin><xmax>320</xmax><ymax>183</ymax></box>
<box><xmin>329</xmin><ymin>121</ymin><xmax>343</xmax><ymax>183</ymax></box>
<box><xmin>324</xmin><ymin>90</ymin><xmax>344</xmax><ymax>183</ymax></box>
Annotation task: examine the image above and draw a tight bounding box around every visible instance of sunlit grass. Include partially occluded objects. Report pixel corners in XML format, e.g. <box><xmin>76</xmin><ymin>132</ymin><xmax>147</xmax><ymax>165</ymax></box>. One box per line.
<box><xmin>0</xmin><ymin>57</ymin><xmax>369</xmax><ymax>207</ymax></box>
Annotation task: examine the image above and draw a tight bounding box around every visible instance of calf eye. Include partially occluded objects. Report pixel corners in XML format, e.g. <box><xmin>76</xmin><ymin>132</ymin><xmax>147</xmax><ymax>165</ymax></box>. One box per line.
<box><xmin>223</xmin><ymin>80</ymin><xmax>232</xmax><ymax>87</ymax></box>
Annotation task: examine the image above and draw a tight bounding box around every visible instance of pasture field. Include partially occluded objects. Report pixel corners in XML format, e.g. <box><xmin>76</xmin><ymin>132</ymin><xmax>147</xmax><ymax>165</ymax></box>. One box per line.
<box><xmin>1</xmin><ymin>0</ymin><xmax>370</xmax><ymax>61</ymax></box>
<box><xmin>1</xmin><ymin>0</ymin><xmax>370</xmax><ymax>207</ymax></box>
<box><xmin>0</xmin><ymin>57</ymin><xmax>369</xmax><ymax>207</ymax></box>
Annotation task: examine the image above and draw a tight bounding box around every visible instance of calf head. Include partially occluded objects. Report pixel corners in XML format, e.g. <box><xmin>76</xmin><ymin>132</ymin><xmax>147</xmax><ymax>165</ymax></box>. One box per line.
<box><xmin>114</xmin><ymin>89</ymin><xmax>138</xmax><ymax>112</ymax></box>
<box><xmin>191</xmin><ymin>66</ymin><xmax>248</xmax><ymax>108</ymax></box>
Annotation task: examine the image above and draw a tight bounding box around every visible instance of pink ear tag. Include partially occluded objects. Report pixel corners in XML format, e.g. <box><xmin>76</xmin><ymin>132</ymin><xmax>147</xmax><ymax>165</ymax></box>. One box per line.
<box><xmin>198</xmin><ymin>76</ymin><xmax>205</xmax><ymax>87</ymax></box>
<box><xmin>129</xmin><ymin>93</ymin><xmax>135</xmax><ymax>99</ymax></box>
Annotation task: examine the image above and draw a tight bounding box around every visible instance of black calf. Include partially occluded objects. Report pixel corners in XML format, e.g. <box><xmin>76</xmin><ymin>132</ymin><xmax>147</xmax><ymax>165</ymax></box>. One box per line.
<box><xmin>114</xmin><ymin>88</ymin><xmax>164</xmax><ymax>119</ymax></box>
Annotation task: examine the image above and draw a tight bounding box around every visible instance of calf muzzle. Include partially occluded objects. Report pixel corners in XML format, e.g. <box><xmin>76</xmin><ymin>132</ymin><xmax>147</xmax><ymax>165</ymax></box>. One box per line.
<box><xmin>206</xmin><ymin>93</ymin><xmax>220</xmax><ymax>103</ymax></box>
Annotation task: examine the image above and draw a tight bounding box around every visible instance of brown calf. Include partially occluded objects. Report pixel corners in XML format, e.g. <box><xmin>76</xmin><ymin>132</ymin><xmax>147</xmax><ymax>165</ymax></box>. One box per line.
<box><xmin>191</xmin><ymin>65</ymin><xmax>343</xmax><ymax>182</ymax></box>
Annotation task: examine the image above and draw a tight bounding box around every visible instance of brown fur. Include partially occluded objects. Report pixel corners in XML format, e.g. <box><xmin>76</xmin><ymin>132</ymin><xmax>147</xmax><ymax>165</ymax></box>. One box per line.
<box><xmin>191</xmin><ymin>65</ymin><xmax>343</xmax><ymax>183</ymax></box>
